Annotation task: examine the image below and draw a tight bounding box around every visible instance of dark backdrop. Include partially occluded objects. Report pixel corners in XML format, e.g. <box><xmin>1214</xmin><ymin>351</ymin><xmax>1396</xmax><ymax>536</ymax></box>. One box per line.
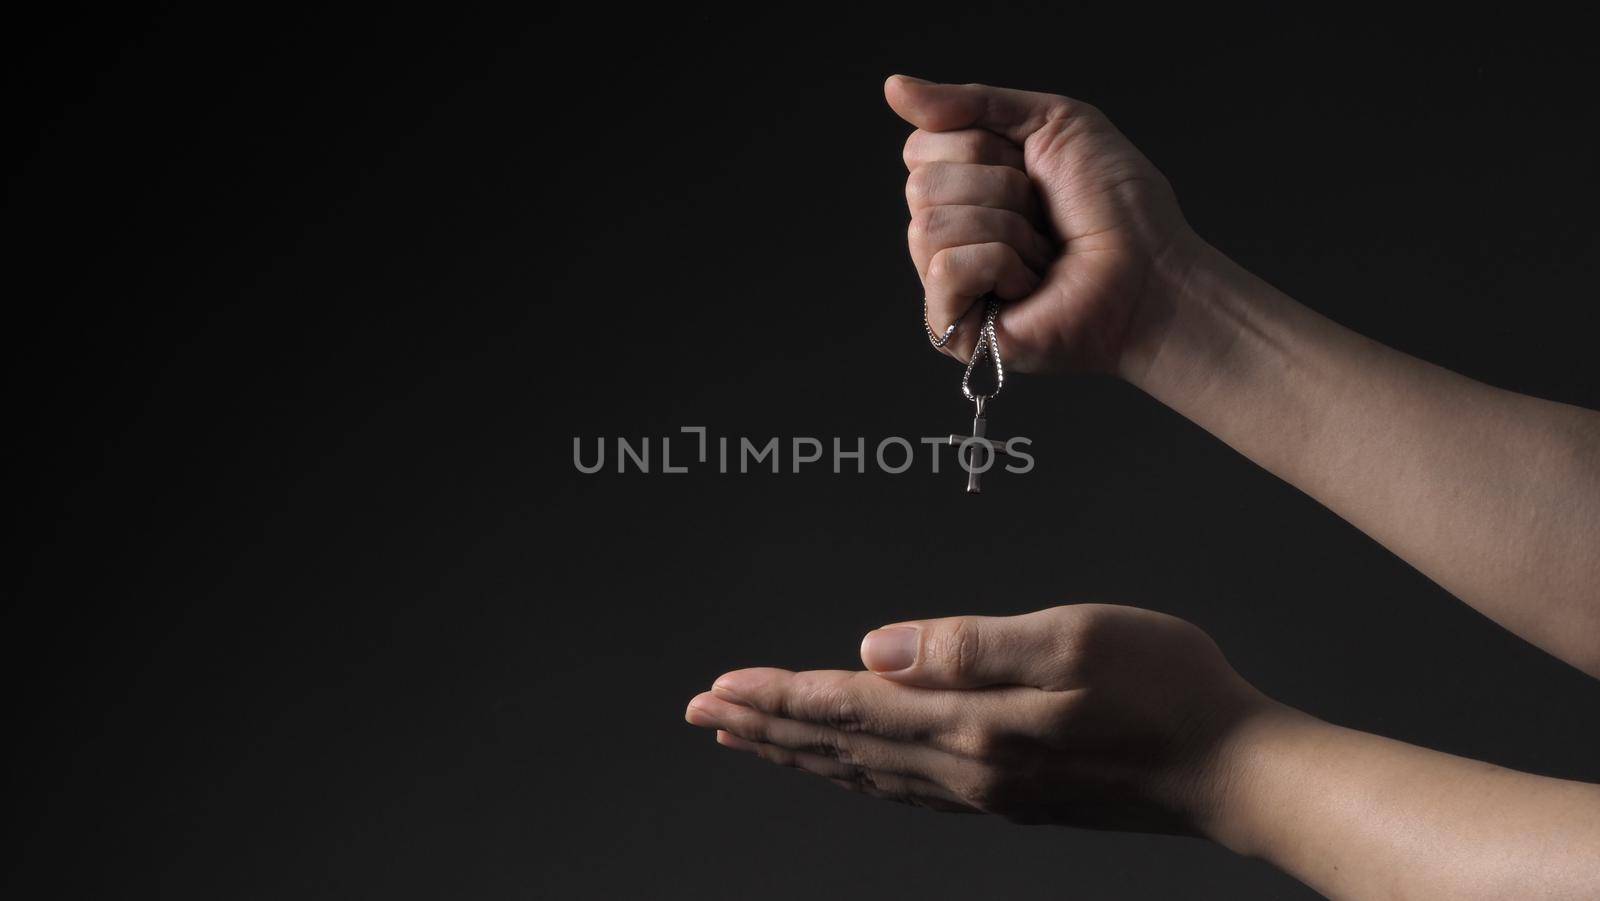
<box><xmin>8</xmin><ymin>6</ymin><xmax>1598</xmax><ymax>899</ymax></box>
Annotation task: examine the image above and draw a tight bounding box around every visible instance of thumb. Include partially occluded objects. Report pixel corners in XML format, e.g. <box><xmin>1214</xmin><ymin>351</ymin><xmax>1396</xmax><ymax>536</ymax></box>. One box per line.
<box><xmin>859</xmin><ymin>609</ymin><xmax>1072</xmax><ymax>689</ymax></box>
<box><xmin>883</xmin><ymin>74</ymin><xmax>1077</xmax><ymax>145</ymax></box>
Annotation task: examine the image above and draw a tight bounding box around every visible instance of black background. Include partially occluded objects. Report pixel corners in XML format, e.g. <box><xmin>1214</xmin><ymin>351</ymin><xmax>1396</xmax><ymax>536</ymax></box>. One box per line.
<box><xmin>9</xmin><ymin>5</ymin><xmax>1599</xmax><ymax>899</ymax></box>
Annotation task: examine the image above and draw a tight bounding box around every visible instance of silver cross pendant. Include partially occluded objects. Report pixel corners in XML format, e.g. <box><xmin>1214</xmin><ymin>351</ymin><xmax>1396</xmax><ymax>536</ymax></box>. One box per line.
<box><xmin>946</xmin><ymin>396</ymin><xmax>1020</xmax><ymax>494</ymax></box>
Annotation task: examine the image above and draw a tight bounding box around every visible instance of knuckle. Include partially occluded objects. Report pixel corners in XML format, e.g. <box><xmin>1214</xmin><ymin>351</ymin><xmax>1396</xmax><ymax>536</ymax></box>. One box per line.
<box><xmin>805</xmin><ymin>683</ymin><xmax>864</xmax><ymax>732</ymax></box>
<box><xmin>951</xmin><ymin>723</ymin><xmax>1003</xmax><ymax>761</ymax></box>
<box><xmin>1067</xmin><ymin>606</ymin><xmax>1115</xmax><ymax>668</ymax></box>
<box><xmin>1039</xmin><ymin>93</ymin><xmax>1093</xmax><ymax>127</ymax></box>
<box><xmin>901</xmin><ymin>131</ymin><xmax>921</xmax><ymax>167</ymax></box>
<box><xmin>940</xmin><ymin>617</ymin><xmax>983</xmax><ymax>681</ymax></box>
<box><xmin>1056</xmin><ymin>97</ymin><xmax>1091</xmax><ymax>120</ymax></box>
<box><xmin>1038</xmin><ymin>605</ymin><xmax>1117</xmax><ymax>686</ymax></box>
<box><xmin>810</xmin><ymin>731</ymin><xmax>851</xmax><ymax>763</ymax></box>
<box><xmin>925</xmin><ymin>247</ymin><xmax>957</xmax><ymax>285</ymax></box>
<box><xmin>1027</xmin><ymin>99</ymin><xmax>1099</xmax><ymax>160</ymax></box>
<box><xmin>830</xmin><ymin>741</ymin><xmax>859</xmax><ymax>767</ymax></box>
<box><xmin>906</xmin><ymin>211</ymin><xmax>933</xmax><ymax>250</ymax></box>
<box><xmin>832</xmin><ymin>695</ymin><xmax>865</xmax><ymax>733</ymax></box>
<box><xmin>905</xmin><ymin>165</ymin><xmax>935</xmax><ymax>208</ymax></box>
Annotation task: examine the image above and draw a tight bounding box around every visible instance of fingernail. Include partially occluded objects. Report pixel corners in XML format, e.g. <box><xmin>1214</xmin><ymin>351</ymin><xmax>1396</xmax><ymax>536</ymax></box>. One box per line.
<box><xmin>861</xmin><ymin>626</ymin><xmax>920</xmax><ymax>672</ymax></box>
<box><xmin>894</xmin><ymin>74</ymin><xmax>932</xmax><ymax>85</ymax></box>
<box><xmin>685</xmin><ymin>694</ymin><xmax>722</xmax><ymax>727</ymax></box>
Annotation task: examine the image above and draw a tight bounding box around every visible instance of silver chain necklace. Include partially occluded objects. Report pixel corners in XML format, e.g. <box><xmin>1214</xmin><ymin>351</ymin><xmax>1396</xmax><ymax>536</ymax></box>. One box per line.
<box><xmin>925</xmin><ymin>295</ymin><xmax>1022</xmax><ymax>493</ymax></box>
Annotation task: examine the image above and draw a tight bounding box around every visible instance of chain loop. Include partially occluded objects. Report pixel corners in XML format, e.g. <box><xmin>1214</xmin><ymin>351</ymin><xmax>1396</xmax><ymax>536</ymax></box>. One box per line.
<box><xmin>925</xmin><ymin>295</ymin><xmax>1004</xmax><ymax>400</ymax></box>
<box><xmin>960</xmin><ymin>296</ymin><xmax>1003</xmax><ymax>402</ymax></box>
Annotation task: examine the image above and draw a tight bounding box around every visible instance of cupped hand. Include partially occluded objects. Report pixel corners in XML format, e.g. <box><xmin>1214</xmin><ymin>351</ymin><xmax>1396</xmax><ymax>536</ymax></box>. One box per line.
<box><xmin>686</xmin><ymin>605</ymin><xmax>1271</xmax><ymax>834</ymax></box>
<box><xmin>890</xmin><ymin>75</ymin><xmax>1198</xmax><ymax>374</ymax></box>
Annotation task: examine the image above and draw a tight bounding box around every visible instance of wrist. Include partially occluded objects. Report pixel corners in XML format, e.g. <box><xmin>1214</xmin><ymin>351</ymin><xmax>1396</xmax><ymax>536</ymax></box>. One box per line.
<box><xmin>1141</xmin><ymin>682</ymin><xmax>1298</xmax><ymax>844</ymax></box>
<box><xmin>1113</xmin><ymin>227</ymin><xmax>1260</xmax><ymax>400</ymax></box>
<box><xmin>1113</xmin><ymin>229</ymin><xmax>1229</xmax><ymax>389</ymax></box>
<box><xmin>1190</xmin><ymin>699</ymin><xmax>1331</xmax><ymax>860</ymax></box>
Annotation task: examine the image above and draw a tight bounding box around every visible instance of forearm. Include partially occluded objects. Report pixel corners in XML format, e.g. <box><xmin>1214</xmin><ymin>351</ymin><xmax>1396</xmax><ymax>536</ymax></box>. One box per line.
<box><xmin>1120</xmin><ymin>238</ymin><xmax>1600</xmax><ymax>675</ymax></box>
<box><xmin>1202</xmin><ymin>704</ymin><xmax>1600</xmax><ymax>899</ymax></box>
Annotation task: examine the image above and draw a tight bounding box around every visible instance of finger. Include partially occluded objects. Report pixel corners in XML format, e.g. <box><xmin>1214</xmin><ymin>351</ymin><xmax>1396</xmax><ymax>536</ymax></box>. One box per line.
<box><xmin>696</xmin><ymin>672</ymin><xmax>1053</xmax><ymax>760</ymax></box>
<box><xmin>860</xmin><ymin>607</ymin><xmax>1088</xmax><ymax>690</ymax></box>
<box><xmin>908</xmin><ymin>205</ymin><xmax>1053</xmax><ymax>279</ymax></box>
<box><xmin>903</xmin><ymin>128</ymin><xmax>1024</xmax><ymax>171</ymax></box>
<box><xmin>831</xmin><ymin>776</ymin><xmax>979</xmax><ymax>814</ymax></box>
<box><xmin>885</xmin><ymin>74</ymin><xmax>1088</xmax><ymax>146</ymax></box>
<box><xmin>924</xmin><ymin>242</ymin><xmax>1039</xmax><ymax>361</ymax></box>
<box><xmin>708</xmin><ymin>667</ymin><xmax>956</xmax><ymax>742</ymax></box>
<box><xmin>906</xmin><ymin>161</ymin><xmax>1037</xmax><ymax>219</ymax></box>
<box><xmin>687</xmin><ymin>693</ymin><xmax>954</xmax><ymax>781</ymax></box>
<box><xmin>715</xmin><ymin>730</ymin><xmax>976</xmax><ymax>812</ymax></box>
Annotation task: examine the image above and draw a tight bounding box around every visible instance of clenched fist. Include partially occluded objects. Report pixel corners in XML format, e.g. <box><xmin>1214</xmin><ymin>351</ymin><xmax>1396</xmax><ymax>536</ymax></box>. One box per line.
<box><xmin>685</xmin><ymin>605</ymin><xmax>1270</xmax><ymax>834</ymax></box>
<box><xmin>891</xmin><ymin>75</ymin><xmax>1197</xmax><ymax>373</ymax></box>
